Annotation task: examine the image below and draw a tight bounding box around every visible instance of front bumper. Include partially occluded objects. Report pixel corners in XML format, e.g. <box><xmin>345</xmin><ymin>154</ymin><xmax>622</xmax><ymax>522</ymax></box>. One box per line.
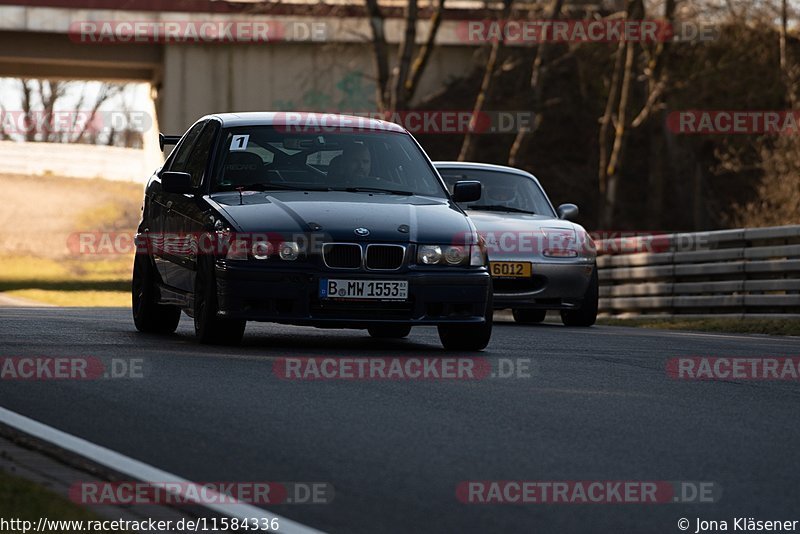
<box><xmin>215</xmin><ymin>261</ymin><xmax>491</xmax><ymax>328</ymax></box>
<box><xmin>492</xmin><ymin>262</ymin><xmax>595</xmax><ymax>310</ymax></box>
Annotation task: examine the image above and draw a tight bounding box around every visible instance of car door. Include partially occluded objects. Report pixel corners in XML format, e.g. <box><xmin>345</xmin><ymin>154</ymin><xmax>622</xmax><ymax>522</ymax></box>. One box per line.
<box><xmin>156</xmin><ymin>121</ymin><xmax>205</xmax><ymax>288</ymax></box>
<box><xmin>166</xmin><ymin>120</ymin><xmax>220</xmax><ymax>293</ymax></box>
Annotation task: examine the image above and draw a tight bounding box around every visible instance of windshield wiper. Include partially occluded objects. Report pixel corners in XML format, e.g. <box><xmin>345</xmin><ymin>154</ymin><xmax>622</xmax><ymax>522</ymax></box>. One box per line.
<box><xmin>469</xmin><ymin>205</ymin><xmax>536</xmax><ymax>215</ymax></box>
<box><xmin>341</xmin><ymin>187</ymin><xmax>415</xmax><ymax>196</ymax></box>
<box><xmin>222</xmin><ymin>183</ymin><xmax>331</xmax><ymax>192</ymax></box>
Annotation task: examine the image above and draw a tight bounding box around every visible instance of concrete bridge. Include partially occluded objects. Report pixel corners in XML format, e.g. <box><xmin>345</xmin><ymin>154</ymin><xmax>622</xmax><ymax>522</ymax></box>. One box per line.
<box><xmin>0</xmin><ymin>0</ymin><xmax>500</xmax><ymax>138</ymax></box>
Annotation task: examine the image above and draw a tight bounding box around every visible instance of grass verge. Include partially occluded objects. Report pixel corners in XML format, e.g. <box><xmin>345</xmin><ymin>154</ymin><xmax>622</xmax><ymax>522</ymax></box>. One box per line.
<box><xmin>0</xmin><ymin>255</ymin><xmax>131</xmax><ymax>307</ymax></box>
<box><xmin>0</xmin><ymin>469</ymin><xmax>99</xmax><ymax>521</ymax></box>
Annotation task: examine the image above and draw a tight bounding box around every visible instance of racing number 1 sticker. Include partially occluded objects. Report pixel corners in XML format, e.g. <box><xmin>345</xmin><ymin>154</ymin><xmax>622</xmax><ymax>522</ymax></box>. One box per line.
<box><xmin>230</xmin><ymin>134</ymin><xmax>250</xmax><ymax>151</ymax></box>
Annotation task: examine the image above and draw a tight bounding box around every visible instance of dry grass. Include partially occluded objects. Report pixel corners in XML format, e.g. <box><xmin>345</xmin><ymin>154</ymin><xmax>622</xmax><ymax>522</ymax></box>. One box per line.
<box><xmin>0</xmin><ymin>173</ymin><xmax>141</xmax><ymax>306</ymax></box>
<box><xmin>5</xmin><ymin>289</ymin><xmax>130</xmax><ymax>307</ymax></box>
<box><xmin>0</xmin><ymin>173</ymin><xmax>142</xmax><ymax>258</ymax></box>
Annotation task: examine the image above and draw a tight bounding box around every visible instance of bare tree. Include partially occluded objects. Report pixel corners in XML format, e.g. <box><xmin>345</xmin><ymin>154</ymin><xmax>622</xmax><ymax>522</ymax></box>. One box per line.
<box><xmin>1</xmin><ymin>79</ymin><xmax>124</xmax><ymax>144</ymax></box>
<box><xmin>366</xmin><ymin>0</ymin><xmax>448</xmax><ymax>112</ymax></box>
<box><xmin>458</xmin><ymin>0</ymin><xmax>514</xmax><ymax>161</ymax></box>
<box><xmin>779</xmin><ymin>0</ymin><xmax>798</xmax><ymax>107</ymax></box>
<box><xmin>507</xmin><ymin>0</ymin><xmax>565</xmax><ymax>166</ymax></box>
<box><xmin>400</xmin><ymin>0</ymin><xmax>446</xmax><ymax>110</ymax></box>
<box><xmin>597</xmin><ymin>29</ymin><xmax>628</xmax><ymax>227</ymax></box>
<box><xmin>72</xmin><ymin>83</ymin><xmax>123</xmax><ymax>144</ymax></box>
<box><xmin>365</xmin><ymin>0</ymin><xmax>392</xmax><ymax>110</ymax></box>
<box><xmin>596</xmin><ymin>0</ymin><xmax>680</xmax><ymax>228</ymax></box>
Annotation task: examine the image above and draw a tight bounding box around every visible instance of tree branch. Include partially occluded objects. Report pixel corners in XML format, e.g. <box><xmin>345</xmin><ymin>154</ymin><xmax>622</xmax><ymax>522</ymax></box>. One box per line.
<box><xmin>403</xmin><ymin>0</ymin><xmax>446</xmax><ymax>105</ymax></box>
<box><xmin>365</xmin><ymin>0</ymin><xmax>390</xmax><ymax>111</ymax></box>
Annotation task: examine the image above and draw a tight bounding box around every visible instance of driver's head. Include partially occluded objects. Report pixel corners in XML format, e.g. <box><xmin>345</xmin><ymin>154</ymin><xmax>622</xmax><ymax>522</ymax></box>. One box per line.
<box><xmin>487</xmin><ymin>183</ymin><xmax>516</xmax><ymax>206</ymax></box>
<box><xmin>342</xmin><ymin>143</ymin><xmax>371</xmax><ymax>177</ymax></box>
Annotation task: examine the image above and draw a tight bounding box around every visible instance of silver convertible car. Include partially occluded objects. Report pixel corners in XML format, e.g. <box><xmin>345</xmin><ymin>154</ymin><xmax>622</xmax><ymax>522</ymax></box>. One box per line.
<box><xmin>435</xmin><ymin>162</ymin><xmax>598</xmax><ymax>326</ymax></box>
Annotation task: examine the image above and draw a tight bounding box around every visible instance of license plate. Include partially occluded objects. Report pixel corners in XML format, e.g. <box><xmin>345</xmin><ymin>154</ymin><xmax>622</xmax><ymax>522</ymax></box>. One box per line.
<box><xmin>490</xmin><ymin>261</ymin><xmax>532</xmax><ymax>278</ymax></box>
<box><xmin>319</xmin><ymin>279</ymin><xmax>408</xmax><ymax>301</ymax></box>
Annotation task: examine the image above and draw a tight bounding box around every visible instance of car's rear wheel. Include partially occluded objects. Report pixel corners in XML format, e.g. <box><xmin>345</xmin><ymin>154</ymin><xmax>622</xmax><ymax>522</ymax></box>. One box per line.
<box><xmin>438</xmin><ymin>293</ymin><xmax>493</xmax><ymax>351</ymax></box>
<box><xmin>560</xmin><ymin>268</ymin><xmax>599</xmax><ymax>327</ymax></box>
<box><xmin>132</xmin><ymin>252</ymin><xmax>181</xmax><ymax>334</ymax></box>
<box><xmin>512</xmin><ymin>309</ymin><xmax>547</xmax><ymax>324</ymax></box>
<box><xmin>368</xmin><ymin>325</ymin><xmax>412</xmax><ymax>339</ymax></box>
<box><xmin>194</xmin><ymin>257</ymin><xmax>246</xmax><ymax>345</ymax></box>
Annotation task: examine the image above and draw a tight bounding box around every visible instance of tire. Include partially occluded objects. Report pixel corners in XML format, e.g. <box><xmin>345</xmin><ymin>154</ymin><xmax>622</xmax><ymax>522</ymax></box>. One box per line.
<box><xmin>132</xmin><ymin>252</ymin><xmax>181</xmax><ymax>334</ymax></box>
<box><xmin>194</xmin><ymin>257</ymin><xmax>246</xmax><ymax>345</ymax></box>
<box><xmin>512</xmin><ymin>308</ymin><xmax>547</xmax><ymax>324</ymax></box>
<box><xmin>438</xmin><ymin>292</ymin><xmax>493</xmax><ymax>351</ymax></box>
<box><xmin>561</xmin><ymin>267</ymin><xmax>599</xmax><ymax>327</ymax></box>
<box><xmin>368</xmin><ymin>325</ymin><xmax>412</xmax><ymax>339</ymax></box>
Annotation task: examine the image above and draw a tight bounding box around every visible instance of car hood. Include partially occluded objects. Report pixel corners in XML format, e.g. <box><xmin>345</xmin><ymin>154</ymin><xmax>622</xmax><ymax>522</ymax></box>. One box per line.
<box><xmin>207</xmin><ymin>191</ymin><xmax>473</xmax><ymax>243</ymax></box>
<box><xmin>464</xmin><ymin>210</ymin><xmax>594</xmax><ymax>260</ymax></box>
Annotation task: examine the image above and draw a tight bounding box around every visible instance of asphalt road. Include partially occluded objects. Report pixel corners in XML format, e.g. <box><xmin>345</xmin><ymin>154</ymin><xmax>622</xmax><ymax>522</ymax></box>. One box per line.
<box><xmin>1</xmin><ymin>308</ymin><xmax>799</xmax><ymax>533</ymax></box>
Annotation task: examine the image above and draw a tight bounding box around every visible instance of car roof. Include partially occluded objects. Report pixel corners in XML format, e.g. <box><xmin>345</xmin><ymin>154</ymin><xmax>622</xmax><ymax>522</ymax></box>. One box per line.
<box><xmin>433</xmin><ymin>161</ymin><xmax>538</xmax><ymax>181</ymax></box>
<box><xmin>203</xmin><ymin>112</ymin><xmax>407</xmax><ymax>134</ymax></box>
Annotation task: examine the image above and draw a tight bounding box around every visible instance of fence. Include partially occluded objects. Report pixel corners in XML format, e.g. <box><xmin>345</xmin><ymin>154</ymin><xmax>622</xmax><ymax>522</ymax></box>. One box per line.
<box><xmin>597</xmin><ymin>225</ymin><xmax>800</xmax><ymax>318</ymax></box>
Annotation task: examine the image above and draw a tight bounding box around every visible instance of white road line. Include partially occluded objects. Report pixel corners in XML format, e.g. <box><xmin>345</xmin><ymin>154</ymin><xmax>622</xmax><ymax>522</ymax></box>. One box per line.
<box><xmin>0</xmin><ymin>294</ymin><xmax>56</xmax><ymax>308</ymax></box>
<box><xmin>0</xmin><ymin>406</ymin><xmax>325</xmax><ymax>534</ymax></box>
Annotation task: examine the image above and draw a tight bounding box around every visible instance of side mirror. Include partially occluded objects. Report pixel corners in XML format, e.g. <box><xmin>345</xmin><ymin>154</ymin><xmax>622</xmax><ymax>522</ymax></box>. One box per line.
<box><xmin>557</xmin><ymin>203</ymin><xmax>579</xmax><ymax>221</ymax></box>
<box><xmin>161</xmin><ymin>171</ymin><xmax>194</xmax><ymax>194</ymax></box>
<box><xmin>159</xmin><ymin>133</ymin><xmax>181</xmax><ymax>151</ymax></box>
<box><xmin>452</xmin><ymin>180</ymin><xmax>482</xmax><ymax>203</ymax></box>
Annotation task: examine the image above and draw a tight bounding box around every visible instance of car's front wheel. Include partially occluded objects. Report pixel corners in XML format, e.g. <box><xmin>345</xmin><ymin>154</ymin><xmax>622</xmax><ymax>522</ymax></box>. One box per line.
<box><xmin>438</xmin><ymin>293</ymin><xmax>493</xmax><ymax>351</ymax></box>
<box><xmin>132</xmin><ymin>252</ymin><xmax>181</xmax><ymax>334</ymax></box>
<box><xmin>368</xmin><ymin>325</ymin><xmax>412</xmax><ymax>339</ymax></box>
<box><xmin>560</xmin><ymin>268</ymin><xmax>599</xmax><ymax>327</ymax></box>
<box><xmin>194</xmin><ymin>257</ymin><xmax>246</xmax><ymax>345</ymax></box>
<box><xmin>512</xmin><ymin>309</ymin><xmax>547</xmax><ymax>324</ymax></box>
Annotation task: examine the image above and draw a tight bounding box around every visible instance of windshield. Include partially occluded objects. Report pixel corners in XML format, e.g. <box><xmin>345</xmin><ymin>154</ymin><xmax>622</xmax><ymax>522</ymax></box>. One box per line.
<box><xmin>438</xmin><ymin>168</ymin><xmax>556</xmax><ymax>216</ymax></box>
<box><xmin>211</xmin><ymin>126</ymin><xmax>447</xmax><ymax>198</ymax></box>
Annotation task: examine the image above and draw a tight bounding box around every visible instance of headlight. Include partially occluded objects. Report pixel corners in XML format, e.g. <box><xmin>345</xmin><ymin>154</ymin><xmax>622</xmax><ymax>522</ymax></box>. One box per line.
<box><xmin>444</xmin><ymin>246</ymin><xmax>466</xmax><ymax>265</ymax></box>
<box><xmin>541</xmin><ymin>229</ymin><xmax>595</xmax><ymax>258</ymax></box>
<box><xmin>418</xmin><ymin>245</ymin><xmax>478</xmax><ymax>266</ymax></box>
<box><xmin>279</xmin><ymin>242</ymin><xmax>300</xmax><ymax>261</ymax></box>
<box><xmin>418</xmin><ymin>245</ymin><xmax>442</xmax><ymax>265</ymax></box>
<box><xmin>251</xmin><ymin>241</ymin><xmax>273</xmax><ymax>260</ymax></box>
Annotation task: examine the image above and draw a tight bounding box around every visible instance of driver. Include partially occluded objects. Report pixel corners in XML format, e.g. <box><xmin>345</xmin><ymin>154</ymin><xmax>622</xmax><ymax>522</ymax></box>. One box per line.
<box><xmin>485</xmin><ymin>183</ymin><xmax>517</xmax><ymax>208</ymax></box>
<box><xmin>341</xmin><ymin>143</ymin><xmax>372</xmax><ymax>180</ymax></box>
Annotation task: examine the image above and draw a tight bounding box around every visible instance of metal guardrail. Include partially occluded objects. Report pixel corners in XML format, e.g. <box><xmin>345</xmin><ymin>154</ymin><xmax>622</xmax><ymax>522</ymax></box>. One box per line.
<box><xmin>596</xmin><ymin>225</ymin><xmax>800</xmax><ymax>318</ymax></box>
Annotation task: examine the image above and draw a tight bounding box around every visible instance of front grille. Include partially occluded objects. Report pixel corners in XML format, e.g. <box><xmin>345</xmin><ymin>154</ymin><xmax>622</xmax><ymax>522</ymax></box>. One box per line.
<box><xmin>366</xmin><ymin>245</ymin><xmax>405</xmax><ymax>270</ymax></box>
<box><xmin>323</xmin><ymin>244</ymin><xmax>362</xmax><ymax>269</ymax></box>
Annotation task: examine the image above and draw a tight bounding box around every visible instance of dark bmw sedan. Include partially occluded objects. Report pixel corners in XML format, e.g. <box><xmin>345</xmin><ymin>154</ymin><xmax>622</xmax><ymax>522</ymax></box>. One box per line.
<box><xmin>132</xmin><ymin>112</ymin><xmax>492</xmax><ymax>350</ymax></box>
